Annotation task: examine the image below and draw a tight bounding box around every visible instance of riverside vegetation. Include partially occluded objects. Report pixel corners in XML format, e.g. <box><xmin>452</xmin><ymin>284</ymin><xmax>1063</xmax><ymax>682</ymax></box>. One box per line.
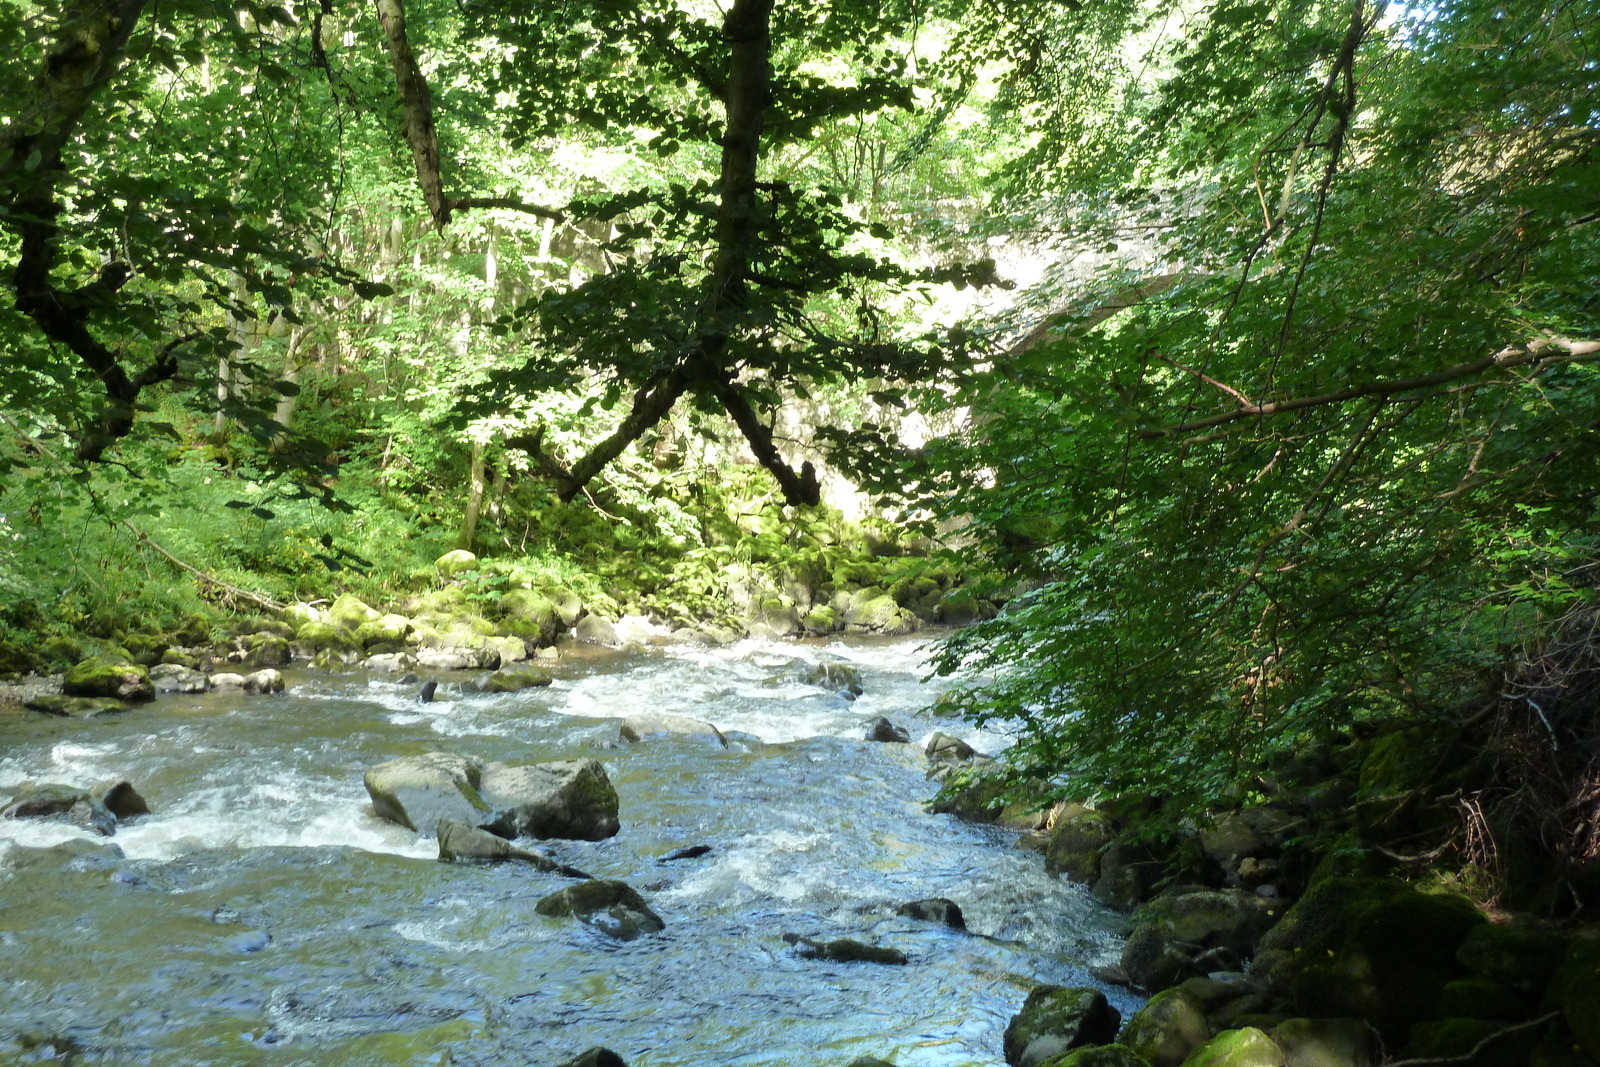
<box><xmin>3</xmin><ymin>0</ymin><xmax>1600</xmax><ymax>1063</ymax></box>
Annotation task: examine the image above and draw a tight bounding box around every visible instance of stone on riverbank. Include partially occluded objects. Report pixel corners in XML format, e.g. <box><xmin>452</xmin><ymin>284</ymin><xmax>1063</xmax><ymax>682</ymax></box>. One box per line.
<box><xmin>1038</xmin><ymin>1046</ymin><xmax>1153</xmax><ymax>1067</ymax></box>
<box><xmin>1122</xmin><ymin>888</ymin><xmax>1279</xmax><ymax>992</ymax></box>
<box><xmin>1267</xmin><ymin>1018</ymin><xmax>1381</xmax><ymax>1067</ymax></box>
<box><xmin>925</xmin><ymin>731</ymin><xmax>977</xmax><ymax>763</ymax></box>
<box><xmin>1249</xmin><ymin>877</ymin><xmax>1483</xmax><ymax>1044</ymax></box>
<box><xmin>417</xmin><ymin>645</ymin><xmax>501</xmax><ymax>671</ymax></box>
<box><xmin>1180</xmin><ymin>1028</ymin><xmax>1285</xmax><ymax>1067</ymax></box>
<box><xmin>149</xmin><ymin>663</ymin><xmax>209</xmax><ymax>693</ymax></box>
<box><xmin>1005</xmin><ymin>986</ymin><xmax>1122</xmax><ymax>1067</ymax></box>
<box><xmin>293</xmin><ymin>621</ymin><xmax>364</xmax><ymax>661</ymax></box>
<box><xmin>477</xmin><ymin>759</ymin><xmax>620</xmax><ymax>840</ymax></box>
<box><xmin>328</xmin><ymin>593</ymin><xmax>381</xmax><ymax>630</ymax></box>
<box><xmin>62</xmin><ymin>657</ymin><xmax>153</xmax><ymax>702</ymax></box>
<box><xmin>364</xmin><ymin>752</ymin><xmax>488</xmax><ymax>834</ymax></box>
<box><xmin>23</xmin><ymin>694</ymin><xmax>131</xmax><ymax>717</ymax></box>
<box><xmin>1120</xmin><ymin>988</ymin><xmax>1212</xmax><ymax>1067</ymax></box>
<box><xmin>536</xmin><ymin>879</ymin><xmax>663</xmax><ymax>940</ymax></box>
<box><xmin>620</xmin><ymin>712</ymin><xmax>726</xmax><ymax>747</ymax></box>
<box><xmin>574</xmin><ymin>614</ymin><xmax>620</xmax><ymax>646</ymax></box>
<box><xmin>435</xmin><ymin>549</ymin><xmax>478</xmax><ymax>579</ymax></box>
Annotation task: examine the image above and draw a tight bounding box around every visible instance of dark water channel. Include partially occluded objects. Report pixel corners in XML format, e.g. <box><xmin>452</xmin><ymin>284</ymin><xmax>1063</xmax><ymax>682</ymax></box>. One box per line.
<box><xmin>0</xmin><ymin>635</ymin><xmax>1132</xmax><ymax>1065</ymax></box>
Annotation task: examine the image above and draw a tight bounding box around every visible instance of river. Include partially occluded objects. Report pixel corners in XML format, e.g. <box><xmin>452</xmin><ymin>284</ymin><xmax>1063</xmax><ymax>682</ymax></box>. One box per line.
<box><xmin>0</xmin><ymin>634</ymin><xmax>1132</xmax><ymax>1065</ymax></box>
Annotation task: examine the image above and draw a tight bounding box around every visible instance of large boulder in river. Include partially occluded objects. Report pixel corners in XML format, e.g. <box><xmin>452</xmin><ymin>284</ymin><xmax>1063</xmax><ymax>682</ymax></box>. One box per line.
<box><xmin>364</xmin><ymin>753</ymin><xmax>488</xmax><ymax>834</ymax></box>
<box><xmin>498</xmin><ymin>588</ymin><xmax>561</xmax><ymax>643</ymax></box>
<box><xmin>619</xmin><ymin>712</ymin><xmax>726</xmax><ymax>747</ymax></box>
<box><xmin>1003</xmin><ymin>986</ymin><xmax>1122</xmax><ymax>1067</ymax></box>
<box><xmin>574</xmin><ymin>614</ymin><xmax>620</xmax><ymax>646</ymax></box>
<box><xmin>62</xmin><ymin>657</ymin><xmax>154</xmax><ymax>702</ymax></box>
<box><xmin>536</xmin><ymin>879</ymin><xmax>663</xmax><ymax>940</ymax></box>
<box><xmin>477</xmin><ymin>759</ymin><xmax>620</xmax><ymax>841</ymax></box>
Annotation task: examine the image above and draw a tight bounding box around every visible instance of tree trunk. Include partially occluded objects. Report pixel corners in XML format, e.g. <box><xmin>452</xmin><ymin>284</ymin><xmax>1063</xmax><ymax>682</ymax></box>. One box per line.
<box><xmin>457</xmin><ymin>440</ymin><xmax>487</xmax><ymax>551</ymax></box>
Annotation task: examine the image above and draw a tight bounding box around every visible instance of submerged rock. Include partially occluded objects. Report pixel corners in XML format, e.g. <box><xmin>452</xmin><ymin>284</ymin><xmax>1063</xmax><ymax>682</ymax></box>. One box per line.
<box><xmin>783</xmin><ymin>934</ymin><xmax>908</xmax><ymax>965</ymax></box>
<box><xmin>436</xmin><ymin>818</ymin><xmax>589</xmax><ymax>877</ymax></box>
<box><xmin>896</xmin><ymin>898</ymin><xmax>966</xmax><ymax>930</ymax></box>
<box><xmin>536</xmin><ymin>879</ymin><xmax>664</xmax><ymax>940</ymax></box>
<box><xmin>803</xmin><ymin>660</ymin><xmax>864</xmax><ymax>695</ymax></box>
<box><xmin>555</xmin><ymin>1048</ymin><xmax>628</xmax><ymax>1067</ymax></box>
<box><xmin>243</xmin><ymin>668</ymin><xmax>284</xmax><ymax>694</ymax></box>
<box><xmin>23</xmin><ymin>694</ymin><xmax>131</xmax><ymax>717</ymax></box>
<box><xmin>659</xmin><ymin>844</ymin><xmax>713</xmax><ymax>862</ymax></box>
<box><xmin>477</xmin><ymin>759</ymin><xmax>620</xmax><ymax>841</ymax></box>
<box><xmin>865</xmin><ymin>717</ymin><xmax>911</xmax><ymax>743</ymax></box>
<box><xmin>1003</xmin><ymin>986</ymin><xmax>1122</xmax><ymax>1067</ymax></box>
<box><xmin>481</xmin><ymin>665</ymin><xmax>553</xmax><ymax>693</ymax></box>
<box><xmin>619</xmin><ymin>712</ymin><xmax>726</xmax><ymax>747</ymax></box>
<box><xmin>62</xmin><ymin>657</ymin><xmax>154</xmax><ymax>702</ymax></box>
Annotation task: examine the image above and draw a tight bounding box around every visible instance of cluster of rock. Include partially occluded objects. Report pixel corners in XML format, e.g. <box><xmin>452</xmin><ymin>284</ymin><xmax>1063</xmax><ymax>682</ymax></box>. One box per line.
<box><xmin>0</xmin><ymin>779</ymin><xmax>148</xmax><ymax>837</ymax></box>
<box><xmin>724</xmin><ymin>554</ymin><xmax>999</xmax><ymax>639</ymax></box>
<box><xmin>21</xmin><ymin>653</ymin><xmax>284</xmax><ymax>718</ymax></box>
<box><xmin>928</xmin><ymin>727</ymin><xmax>1600</xmax><ymax>1067</ymax></box>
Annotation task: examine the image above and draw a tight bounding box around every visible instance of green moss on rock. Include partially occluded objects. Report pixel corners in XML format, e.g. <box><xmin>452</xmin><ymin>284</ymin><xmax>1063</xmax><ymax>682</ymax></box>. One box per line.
<box><xmin>62</xmin><ymin>656</ymin><xmax>154</xmax><ymax>702</ymax></box>
<box><xmin>1180</xmin><ymin>1029</ymin><xmax>1285</xmax><ymax>1067</ymax></box>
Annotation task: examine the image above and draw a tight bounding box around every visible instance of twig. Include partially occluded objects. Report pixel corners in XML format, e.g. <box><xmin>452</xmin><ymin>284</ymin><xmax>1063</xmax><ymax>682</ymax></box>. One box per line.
<box><xmin>1384</xmin><ymin>1012</ymin><xmax>1559</xmax><ymax>1067</ymax></box>
<box><xmin>123</xmin><ymin>522</ymin><xmax>285</xmax><ymax>612</ymax></box>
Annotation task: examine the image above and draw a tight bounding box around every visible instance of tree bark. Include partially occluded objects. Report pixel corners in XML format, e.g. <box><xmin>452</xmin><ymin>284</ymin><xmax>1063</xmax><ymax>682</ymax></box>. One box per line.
<box><xmin>457</xmin><ymin>439</ymin><xmax>486</xmax><ymax>550</ymax></box>
<box><xmin>373</xmin><ymin>0</ymin><xmax>449</xmax><ymax>227</ymax></box>
<box><xmin>1</xmin><ymin>0</ymin><xmax>188</xmax><ymax>462</ymax></box>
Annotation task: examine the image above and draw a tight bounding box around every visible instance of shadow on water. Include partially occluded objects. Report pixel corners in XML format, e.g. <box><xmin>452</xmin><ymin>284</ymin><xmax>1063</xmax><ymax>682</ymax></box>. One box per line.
<box><xmin>0</xmin><ymin>635</ymin><xmax>1133</xmax><ymax>1065</ymax></box>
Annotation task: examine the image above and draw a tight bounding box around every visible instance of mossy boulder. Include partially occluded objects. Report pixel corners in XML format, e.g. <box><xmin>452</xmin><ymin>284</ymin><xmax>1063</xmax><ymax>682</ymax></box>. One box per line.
<box><xmin>1045</xmin><ymin>805</ymin><xmax>1118</xmax><ymax>883</ymax></box>
<box><xmin>1121</xmin><ymin>988</ymin><xmax>1212</xmax><ymax>1067</ymax></box>
<box><xmin>1252</xmin><ymin>877</ymin><xmax>1484</xmax><ymax>1043</ymax></box>
<box><xmin>120</xmin><ymin>634</ymin><xmax>169</xmax><ymax>666</ymax></box>
<box><xmin>353</xmin><ymin>613</ymin><xmax>412</xmax><ymax>649</ymax></box>
<box><xmin>1040</xmin><ymin>1046</ymin><xmax>1153</xmax><ymax>1067</ymax></box>
<box><xmin>1267</xmin><ymin>1018</ymin><xmax>1381</xmax><ymax>1067</ymax></box>
<box><xmin>280</xmin><ymin>602</ymin><xmax>323</xmax><ymax>629</ymax></box>
<box><xmin>327</xmin><ymin>593</ymin><xmax>381</xmax><ymax>630</ymax></box>
<box><xmin>293</xmin><ymin>621</ymin><xmax>363</xmax><ymax>660</ymax></box>
<box><xmin>1456</xmin><ymin>922</ymin><xmax>1569</xmax><ymax>995</ymax></box>
<box><xmin>481</xmin><ymin>665</ymin><xmax>553</xmax><ymax>693</ymax></box>
<box><xmin>1180</xmin><ymin>1028</ymin><xmax>1285</xmax><ymax>1067</ymax></box>
<box><xmin>1403</xmin><ymin>1018</ymin><xmax>1534</xmax><ymax>1067</ymax></box>
<box><xmin>62</xmin><ymin>657</ymin><xmax>154</xmax><ymax>701</ymax></box>
<box><xmin>1004</xmin><ymin>986</ymin><xmax>1123</xmax><ymax>1067</ymax></box>
<box><xmin>498</xmin><ymin>589</ymin><xmax>560</xmax><ymax>643</ymax></box>
<box><xmin>843</xmin><ymin>590</ymin><xmax>918</xmax><ymax>635</ymax></box>
<box><xmin>930</xmin><ymin>767</ymin><xmax>1009</xmax><ymax>823</ymax></box>
<box><xmin>241</xmin><ymin>633</ymin><xmax>290</xmax><ymax>668</ymax></box>
<box><xmin>24</xmin><ymin>694</ymin><xmax>132</xmax><ymax>717</ymax></box>
<box><xmin>434</xmin><ymin>549</ymin><xmax>479</xmax><ymax>578</ymax></box>
<box><xmin>1549</xmin><ymin>938</ymin><xmax>1600</xmax><ymax>1062</ymax></box>
<box><xmin>801</xmin><ymin>605</ymin><xmax>839</xmax><ymax>634</ymax></box>
<box><xmin>1435</xmin><ymin>978</ymin><xmax>1528</xmax><ymax>1021</ymax></box>
<box><xmin>1122</xmin><ymin>889</ymin><xmax>1280</xmax><ymax>991</ymax></box>
<box><xmin>1</xmin><ymin>783</ymin><xmax>115</xmax><ymax>835</ymax></box>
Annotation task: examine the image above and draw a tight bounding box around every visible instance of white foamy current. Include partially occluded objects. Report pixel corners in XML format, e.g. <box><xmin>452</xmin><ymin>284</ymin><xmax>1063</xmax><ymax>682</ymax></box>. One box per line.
<box><xmin>0</xmin><ymin>634</ymin><xmax>1131</xmax><ymax>1065</ymax></box>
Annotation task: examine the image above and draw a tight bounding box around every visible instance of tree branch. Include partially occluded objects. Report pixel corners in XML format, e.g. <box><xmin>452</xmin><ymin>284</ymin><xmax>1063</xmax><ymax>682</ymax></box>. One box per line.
<box><xmin>710</xmin><ymin>378</ymin><xmax>821</xmax><ymax>507</ymax></box>
<box><xmin>1139</xmin><ymin>337</ymin><xmax>1600</xmax><ymax>438</ymax></box>
<box><xmin>1012</xmin><ymin>272</ymin><xmax>1186</xmax><ymax>354</ymax></box>
<box><xmin>447</xmin><ymin>197</ymin><xmax>566</xmax><ymax>223</ymax></box>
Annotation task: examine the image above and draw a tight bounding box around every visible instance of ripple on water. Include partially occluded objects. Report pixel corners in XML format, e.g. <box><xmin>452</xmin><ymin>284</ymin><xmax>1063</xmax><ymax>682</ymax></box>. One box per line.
<box><xmin>0</xmin><ymin>635</ymin><xmax>1129</xmax><ymax>1066</ymax></box>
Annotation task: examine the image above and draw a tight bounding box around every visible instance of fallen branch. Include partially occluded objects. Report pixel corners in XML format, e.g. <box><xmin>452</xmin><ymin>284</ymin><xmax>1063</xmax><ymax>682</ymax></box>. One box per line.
<box><xmin>124</xmin><ymin>522</ymin><xmax>285</xmax><ymax>612</ymax></box>
<box><xmin>1384</xmin><ymin>1011</ymin><xmax>1560</xmax><ymax>1067</ymax></box>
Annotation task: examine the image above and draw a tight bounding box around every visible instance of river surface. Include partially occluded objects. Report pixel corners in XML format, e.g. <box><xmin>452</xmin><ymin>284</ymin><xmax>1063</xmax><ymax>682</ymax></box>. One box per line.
<box><xmin>0</xmin><ymin>634</ymin><xmax>1131</xmax><ymax>1066</ymax></box>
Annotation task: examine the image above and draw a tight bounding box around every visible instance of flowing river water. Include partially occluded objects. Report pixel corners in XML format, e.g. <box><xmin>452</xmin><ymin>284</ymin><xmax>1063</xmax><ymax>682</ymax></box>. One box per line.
<box><xmin>0</xmin><ymin>634</ymin><xmax>1132</xmax><ymax>1066</ymax></box>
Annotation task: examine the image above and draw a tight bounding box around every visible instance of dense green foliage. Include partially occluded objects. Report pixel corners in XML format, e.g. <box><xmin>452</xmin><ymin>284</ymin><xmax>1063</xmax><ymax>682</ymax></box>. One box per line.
<box><xmin>3</xmin><ymin>0</ymin><xmax>1597</xmax><ymax>873</ymax></box>
<box><xmin>868</xmin><ymin>0</ymin><xmax>1600</xmax><ymax>818</ymax></box>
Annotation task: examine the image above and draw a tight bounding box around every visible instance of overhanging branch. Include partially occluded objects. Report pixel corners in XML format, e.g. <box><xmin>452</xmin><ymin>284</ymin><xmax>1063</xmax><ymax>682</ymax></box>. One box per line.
<box><xmin>1140</xmin><ymin>337</ymin><xmax>1600</xmax><ymax>439</ymax></box>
